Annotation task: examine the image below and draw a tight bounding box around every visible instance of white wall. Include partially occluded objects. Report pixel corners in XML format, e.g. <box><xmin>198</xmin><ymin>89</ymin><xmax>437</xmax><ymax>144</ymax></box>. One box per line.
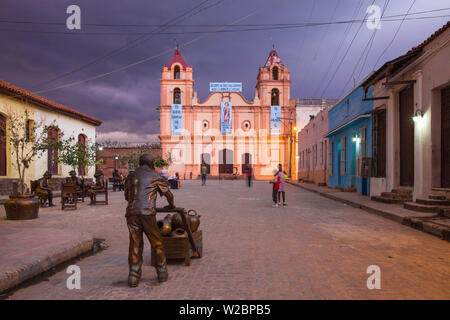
<box><xmin>34</xmin><ymin>109</ymin><xmax>97</xmax><ymax>179</ymax></box>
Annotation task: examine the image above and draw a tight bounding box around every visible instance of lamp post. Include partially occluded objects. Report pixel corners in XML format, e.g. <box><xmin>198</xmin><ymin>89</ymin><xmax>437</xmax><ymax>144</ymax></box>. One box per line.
<box><xmin>281</xmin><ymin>110</ymin><xmax>296</xmax><ymax>179</ymax></box>
<box><xmin>114</xmin><ymin>155</ymin><xmax>119</xmax><ymax>171</ymax></box>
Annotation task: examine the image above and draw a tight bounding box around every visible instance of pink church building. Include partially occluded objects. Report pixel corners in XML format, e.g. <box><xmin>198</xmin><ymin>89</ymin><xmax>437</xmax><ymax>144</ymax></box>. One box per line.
<box><xmin>158</xmin><ymin>48</ymin><xmax>297</xmax><ymax>179</ymax></box>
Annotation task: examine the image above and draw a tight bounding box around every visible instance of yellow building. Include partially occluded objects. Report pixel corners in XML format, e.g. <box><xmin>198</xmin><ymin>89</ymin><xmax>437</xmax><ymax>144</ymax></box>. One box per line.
<box><xmin>0</xmin><ymin>79</ymin><xmax>102</xmax><ymax>195</ymax></box>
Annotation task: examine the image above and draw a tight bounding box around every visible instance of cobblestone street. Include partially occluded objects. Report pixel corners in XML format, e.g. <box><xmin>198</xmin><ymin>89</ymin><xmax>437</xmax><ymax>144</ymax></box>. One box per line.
<box><xmin>3</xmin><ymin>180</ymin><xmax>450</xmax><ymax>300</ymax></box>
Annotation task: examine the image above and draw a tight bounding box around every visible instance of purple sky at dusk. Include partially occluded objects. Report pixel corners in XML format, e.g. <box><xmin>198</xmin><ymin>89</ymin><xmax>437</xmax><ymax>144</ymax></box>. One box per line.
<box><xmin>0</xmin><ymin>0</ymin><xmax>448</xmax><ymax>144</ymax></box>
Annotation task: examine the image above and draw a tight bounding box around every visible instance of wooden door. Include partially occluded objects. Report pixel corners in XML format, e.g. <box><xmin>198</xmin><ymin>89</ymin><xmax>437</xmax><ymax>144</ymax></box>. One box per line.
<box><xmin>373</xmin><ymin>109</ymin><xmax>386</xmax><ymax>177</ymax></box>
<box><xmin>47</xmin><ymin>127</ymin><xmax>59</xmax><ymax>175</ymax></box>
<box><xmin>242</xmin><ymin>153</ymin><xmax>252</xmax><ymax>174</ymax></box>
<box><xmin>219</xmin><ymin>149</ymin><xmax>233</xmax><ymax>174</ymax></box>
<box><xmin>0</xmin><ymin>114</ymin><xmax>6</xmax><ymax>176</ymax></box>
<box><xmin>399</xmin><ymin>86</ymin><xmax>414</xmax><ymax>186</ymax></box>
<box><xmin>78</xmin><ymin>134</ymin><xmax>86</xmax><ymax>176</ymax></box>
<box><xmin>201</xmin><ymin>153</ymin><xmax>211</xmax><ymax>174</ymax></box>
<box><xmin>442</xmin><ymin>85</ymin><xmax>450</xmax><ymax>187</ymax></box>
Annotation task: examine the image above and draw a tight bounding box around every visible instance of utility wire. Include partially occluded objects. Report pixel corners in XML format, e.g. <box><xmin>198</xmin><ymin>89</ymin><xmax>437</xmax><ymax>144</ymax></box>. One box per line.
<box><xmin>339</xmin><ymin>0</ymin><xmax>390</xmax><ymax>96</ymax></box>
<box><xmin>29</xmin><ymin>0</ymin><xmax>217</xmax><ymax>91</ymax></box>
<box><xmin>313</xmin><ymin>0</ymin><xmax>365</xmax><ymax>98</ymax></box>
<box><xmin>320</xmin><ymin>0</ymin><xmax>377</xmax><ymax>98</ymax></box>
<box><xmin>297</xmin><ymin>0</ymin><xmax>341</xmax><ymax>93</ymax></box>
<box><xmin>32</xmin><ymin>0</ymin><xmax>284</xmax><ymax>95</ymax></box>
<box><xmin>373</xmin><ymin>0</ymin><xmax>417</xmax><ymax>69</ymax></box>
<box><xmin>0</xmin><ymin>7</ymin><xmax>448</xmax><ymax>27</ymax></box>
<box><xmin>1</xmin><ymin>13</ymin><xmax>447</xmax><ymax>36</ymax></box>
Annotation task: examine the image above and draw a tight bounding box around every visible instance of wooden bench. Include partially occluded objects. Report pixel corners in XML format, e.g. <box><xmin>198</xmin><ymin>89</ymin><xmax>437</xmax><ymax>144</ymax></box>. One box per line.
<box><xmin>90</xmin><ymin>179</ymin><xmax>108</xmax><ymax>205</ymax></box>
<box><xmin>61</xmin><ymin>183</ymin><xmax>78</xmax><ymax>210</ymax></box>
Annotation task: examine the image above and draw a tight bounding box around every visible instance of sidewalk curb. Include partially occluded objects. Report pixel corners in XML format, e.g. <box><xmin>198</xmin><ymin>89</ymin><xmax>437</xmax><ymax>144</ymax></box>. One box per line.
<box><xmin>287</xmin><ymin>181</ymin><xmax>450</xmax><ymax>241</ymax></box>
<box><xmin>0</xmin><ymin>231</ymin><xmax>94</xmax><ymax>294</ymax></box>
<box><xmin>288</xmin><ymin>181</ymin><xmax>405</xmax><ymax>223</ymax></box>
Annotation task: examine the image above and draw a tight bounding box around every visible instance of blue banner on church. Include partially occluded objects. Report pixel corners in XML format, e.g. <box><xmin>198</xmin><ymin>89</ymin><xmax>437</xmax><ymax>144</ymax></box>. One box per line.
<box><xmin>270</xmin><ymin>106</ymin><xmax>281</xmax><ymax>135</ymax></box>
<box><xmin>221</xmin><ymin>101</ymin><xmax>232</xmax><ymax>134</ymax></box>
<box><xmin>171</xmin><ymin>104</ymin><xmax>182</xmax><ymax>135</ymax></box>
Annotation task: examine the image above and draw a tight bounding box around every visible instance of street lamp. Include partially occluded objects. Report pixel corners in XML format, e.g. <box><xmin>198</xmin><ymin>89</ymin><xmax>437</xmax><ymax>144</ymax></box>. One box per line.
<box><xmin>114</xmin><ymin>155</ymin><xmax>119</xmax><ymax>170</ymax></box>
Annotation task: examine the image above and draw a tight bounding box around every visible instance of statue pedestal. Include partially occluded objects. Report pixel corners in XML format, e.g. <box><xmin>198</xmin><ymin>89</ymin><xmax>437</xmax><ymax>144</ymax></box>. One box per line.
<box><xmin>151</xmin><ymin>230</ymin><xmax>202</xmax><ymax>266</ymax></box>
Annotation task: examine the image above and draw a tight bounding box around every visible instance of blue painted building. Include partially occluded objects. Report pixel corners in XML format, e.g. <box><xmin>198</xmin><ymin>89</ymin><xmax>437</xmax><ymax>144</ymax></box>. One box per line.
<box><xmin>326</xmin><ymin>81</ymin><xmax>374</xmax><ymax>195</ymax></box>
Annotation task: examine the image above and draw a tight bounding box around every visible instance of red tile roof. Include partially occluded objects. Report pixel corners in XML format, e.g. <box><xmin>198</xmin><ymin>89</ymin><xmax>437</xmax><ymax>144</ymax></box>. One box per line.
<box><xmin>264</xmin><ymin>49</ymin><xmax>284</xmax><ymax>68</ymax></box>
<box><xmin>362</xmin><ymin>21</ymin><xmax>450</xmax><ymax>89</ymax></box>
<box><xmin>407</xmin><ymin>20</ymin><xmax>450</xmax><ymax>54</ymax></box>
<box><xmin>0</xmin><ymin>79</ymin><xmax>102</xmax><ymax>126</ymax></box>
<box><xmin>165</xmin><ymin>48</ymin><xmax>190</xmax><ymax>70</ymax></box>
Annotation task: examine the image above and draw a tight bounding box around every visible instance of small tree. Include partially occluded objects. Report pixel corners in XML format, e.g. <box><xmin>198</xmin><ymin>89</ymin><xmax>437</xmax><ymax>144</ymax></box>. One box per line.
<box><xmin>58</xmin><ymin>136</ymin><xmax>103</xmax><ymax>178</ymax></box>
<box><xmin>119</xmin><ymin>148</ymin><xmax>147</xmax><ymax>171</ymax></box>
<box><xmin>6</xmin><ymin>108</ymin><xmax>59</xmax><ymax>195</ymax></box>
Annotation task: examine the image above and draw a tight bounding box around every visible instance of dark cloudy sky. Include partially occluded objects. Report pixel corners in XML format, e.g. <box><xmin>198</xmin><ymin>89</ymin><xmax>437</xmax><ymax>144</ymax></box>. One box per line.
<box><xmin>1</xmin><ymin>0</ymin><xmax>448</xmax><ymax>143</ymax></box>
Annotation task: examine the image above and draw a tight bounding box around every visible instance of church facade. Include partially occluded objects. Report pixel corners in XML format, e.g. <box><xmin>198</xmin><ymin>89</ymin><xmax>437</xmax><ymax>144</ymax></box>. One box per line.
<box><xmin>158</xmin><ymin>48</ymin><xmax>296</xmax><ymax>180</ymax></box>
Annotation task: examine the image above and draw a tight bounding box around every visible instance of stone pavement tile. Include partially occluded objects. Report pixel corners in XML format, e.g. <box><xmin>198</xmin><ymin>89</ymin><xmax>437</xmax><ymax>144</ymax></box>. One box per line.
<box><xmin>3</xmin><ymin>181</ymin><xmax>450</xmax><ymax>299</ymax></box>
<box><xmin>0</xmin><ymin>226</ymin><xmax>93</xmax><ymax>293</ymax></box>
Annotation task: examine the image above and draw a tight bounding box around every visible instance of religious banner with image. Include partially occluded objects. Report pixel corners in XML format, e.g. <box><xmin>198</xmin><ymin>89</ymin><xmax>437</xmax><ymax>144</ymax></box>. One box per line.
<box><xmin>171</xmin><ymin>104</ymin><xmax>183</xmax><ymax>135</ymax></box>
<box><xmin>221</xmin><ymin>101</ymin><xmax>232</xmax><ymax>134</ymax></box>
<box><xmin>270</xmin><ymin>105</ymin><xmax>281</xmax><ymax>135</ymax></box>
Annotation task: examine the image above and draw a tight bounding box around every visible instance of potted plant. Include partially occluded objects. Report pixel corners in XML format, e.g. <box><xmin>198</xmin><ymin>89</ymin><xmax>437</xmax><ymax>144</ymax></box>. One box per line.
<box><xmin>3</xmin><ymin>109</ymin><xmax>58</xmax><ymax>220</ymax></box>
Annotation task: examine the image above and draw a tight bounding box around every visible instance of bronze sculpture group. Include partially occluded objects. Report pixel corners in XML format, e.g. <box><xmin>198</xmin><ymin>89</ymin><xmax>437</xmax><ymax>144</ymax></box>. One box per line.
<box><xmin>33</xmin><ymin>169</ymin><xmax>108</xmax><ymax>207</ymax></box>
<box><xmin>33</xmin><ymin>153</ymin><xmax>198</xmax><ymax>287</ymax></box>
<box><xmin>33</xmin><ymin>171</ymin><xmax>55</xmax><ymax>207</ymax></box>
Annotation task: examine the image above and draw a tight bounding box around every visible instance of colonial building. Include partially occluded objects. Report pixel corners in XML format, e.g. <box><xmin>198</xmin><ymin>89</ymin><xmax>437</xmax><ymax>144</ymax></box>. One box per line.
<box><xmin>294</xmin><ymin>98</ymin><xmax>338</xmax><ymax>179</ymax></box>
<box><xmin>326</xmin><ymin>78</ymin><xmax>374</xmax><ymax>195</ymax></box>
<box><xmin>297</xmin><ymin>106</ymin><xmax>331</xmax><ymax>185</ymax></box>
<box><xmin>98</xmin><ymin>146</ymin><xmax>161</xmax><ymax>178</ymax></box>
<box><xmin>159</xmin><ymin>48</ymin><xmax>296</xmax><ymax>179</ymax></box>
<box><xmin>0</xmin><ymin>79</ymin><xmax>101</xmax><ymax>194</ymax></box>
<box><xmin>362</xmin><ymin>22</ymin><xmax>450</xmax><ymax>203</ymax></box>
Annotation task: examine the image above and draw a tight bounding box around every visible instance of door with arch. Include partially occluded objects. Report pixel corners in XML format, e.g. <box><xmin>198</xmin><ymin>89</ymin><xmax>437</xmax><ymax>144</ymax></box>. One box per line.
<box><xmin>78</xmin><ymin>134</ymin><xmax>87</xmax><ymax>176</ymax></box>
<box><xmin>47</xmin><ymin>126</ymin><xmax>59</xmax><ymax>175</ymax></box>
<box><xmin>0</xmin><ymin>114</ymin><xmax>6</xmax><ymax>176</ymax></box>
<box><xmin>242</xmin><ymin>153</ymin><xmax>252</xmax><ymax>175</ymax></box>
<box><xmin>200</xmin><ymin>153</ymin><xmax>211</xmax><ymax>174</ymax></box>
<box><xmin>219</xmin><ymin>149</ymin><xmax>233</xmax><ymax>174</ymax></box>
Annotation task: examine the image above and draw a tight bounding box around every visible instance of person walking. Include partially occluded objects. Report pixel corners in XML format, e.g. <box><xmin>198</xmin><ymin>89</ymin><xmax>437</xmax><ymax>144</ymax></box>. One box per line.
<box><xmin>269</xmin><ymin>170</ymin><xmax>280</xmax><ymax>207</ymax></box>
<box><xmin>277</xmin><ymin>164</ymin><xmax>287</xmax><ymax>206</ymax></box>
<box><xmin>201</xmin><ymin>164</ymin><xmax>207</xmax><ymax>186</ymax></box>
<box><xmin>246</xmin><ymin>166</ymin><xmax>253</xmax><ymax>187</ymax></box>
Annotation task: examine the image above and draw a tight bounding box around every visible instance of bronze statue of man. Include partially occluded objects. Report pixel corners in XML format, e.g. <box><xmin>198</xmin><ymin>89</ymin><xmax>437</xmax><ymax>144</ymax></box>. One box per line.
<box><xmin>124</xmin><ymin>153</ymin><xmax>175</xmax><ymax>287</ymax></box>
<box><xmin>34</xmin><ymin>171</ymin><xmax>55</xmax><ymax>207</ymax></box>
<box><xmin>68</xmin><ymin>170</ymin><xmax>82</xmax><ymax>189</ymax></box>
<box><xmin>88</xmin><ymin>169</ymin><xmax>105</xmax><ymax>204</ymax></box>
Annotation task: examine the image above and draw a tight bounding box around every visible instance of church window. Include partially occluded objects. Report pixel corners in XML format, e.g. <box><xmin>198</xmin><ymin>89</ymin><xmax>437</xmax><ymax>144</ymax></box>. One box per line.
<box><xmin>174</xmin><ymin>65</ymin><xmax>180</xmax><ymax>79</ymax></box>
<box><xmin>272</xmin><ymin>67</ymin><xmax>279</xmax><ymax>80</ymax></box>
<box><xmin>173</xmin><ymin>88</ymin><xmax>181</xmax><ymax>104</ymax></box>
<box><xmin>271</xmin><ymin>89</ymin><xmax>279</xmax><ymax>106</ymax></box>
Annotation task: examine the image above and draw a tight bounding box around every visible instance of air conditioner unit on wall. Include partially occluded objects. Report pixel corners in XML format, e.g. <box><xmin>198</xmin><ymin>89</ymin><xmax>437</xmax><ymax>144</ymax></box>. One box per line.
<box><xmin>357</xmin><ymin>157</ymin><xmax>372</xmax><ymax>178</ymax></box>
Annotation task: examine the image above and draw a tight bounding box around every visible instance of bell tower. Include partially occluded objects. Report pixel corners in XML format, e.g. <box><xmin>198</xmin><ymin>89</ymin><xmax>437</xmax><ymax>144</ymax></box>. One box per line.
<box><xmin>160</xmin><ymin>48</ymin><xmax>194</xmax><ymax>106</ymax></box>
<box><xmin>255</xmin><ymin>48</ymin><xmax>290</xmax><ymax>106</ymax></box>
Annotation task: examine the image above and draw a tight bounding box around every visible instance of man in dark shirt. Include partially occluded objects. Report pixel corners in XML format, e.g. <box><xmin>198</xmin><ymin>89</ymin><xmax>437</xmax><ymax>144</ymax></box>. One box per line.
<box><xmin>124</xmin><ymin>153</ymin><xmax>174</xmax><ymax>287</ymax></box>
